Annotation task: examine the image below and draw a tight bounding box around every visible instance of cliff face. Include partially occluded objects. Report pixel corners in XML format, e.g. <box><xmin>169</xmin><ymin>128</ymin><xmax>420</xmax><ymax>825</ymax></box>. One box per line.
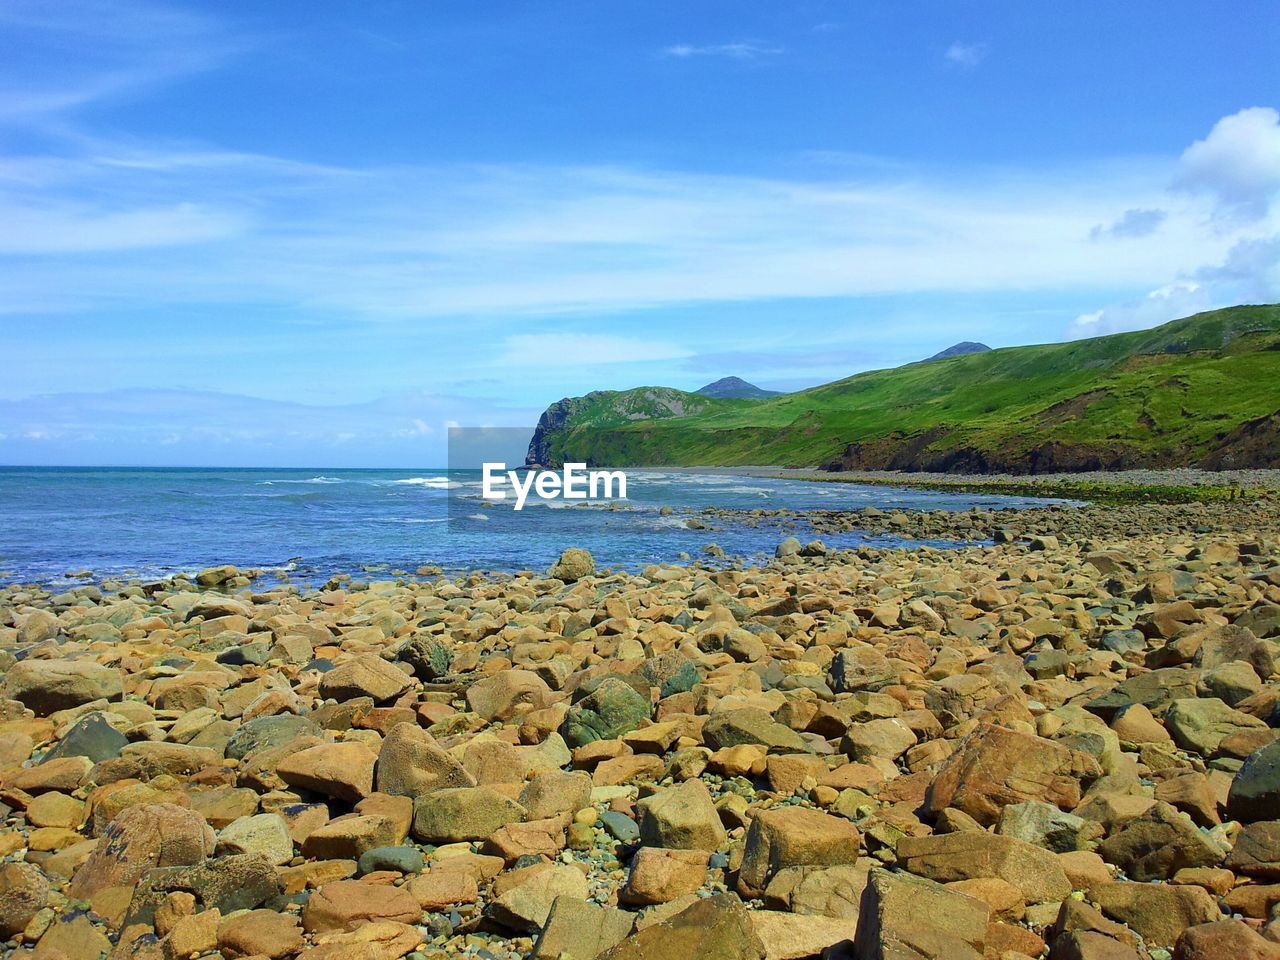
<box><xmin>523</xmin><ymin>305</ymin><xmax>1280</xmax><ymax>474</ymax></box>
<box><xmin>525</xmin><ymin>395</ymin><xmax>590</xmax><ymax>466</ymax></box>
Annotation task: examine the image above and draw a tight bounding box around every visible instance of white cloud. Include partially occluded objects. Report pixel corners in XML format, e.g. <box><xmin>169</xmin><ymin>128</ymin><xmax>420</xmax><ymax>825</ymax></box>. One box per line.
<box><xmin>1175</xmin><ymin>106</ymin><xmax>1280</xmax><ymax>222</ymax></box>
<box><xmin>661</xmin><ymin>42</ymin><xmax>782</xmax><ymax>60</ymax></box>
<box><xmin>496</xmin><ymin>334</ymin><xmax>690</xmax><ymax>367</ymax></box>
<box><xmin>944</xmin><ymin>42</ymin><xmax>988</xmax><ymax>68</ymax></box>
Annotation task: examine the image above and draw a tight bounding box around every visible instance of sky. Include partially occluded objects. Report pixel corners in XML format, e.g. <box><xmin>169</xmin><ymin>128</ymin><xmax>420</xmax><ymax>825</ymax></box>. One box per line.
<box><xmin>1</xmin><ymin>0</ymin><xmax>1278</xmax><ymax>467</ymax></box>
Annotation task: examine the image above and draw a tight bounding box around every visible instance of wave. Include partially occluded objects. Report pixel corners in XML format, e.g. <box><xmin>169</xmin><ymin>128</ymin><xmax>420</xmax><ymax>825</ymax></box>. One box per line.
<box><xmin>467</xmin><ymin>513</ymin><xmax>489</xmax><ymax>521</ymax></box>
<box><xmin>258</xmin><ymin>476</ymin><xmax>346</xmax><ymax>486</ymax></box>
<box><xmin>390</xmin><ymin>477</ymin><xmax>457</xmax><ymax>489</ymax></box>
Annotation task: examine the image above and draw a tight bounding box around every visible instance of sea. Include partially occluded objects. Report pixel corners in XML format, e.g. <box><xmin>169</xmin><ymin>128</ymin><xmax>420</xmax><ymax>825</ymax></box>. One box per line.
<box><xmin>0</xmin><ymin>467</ymin><xmax>1062</xmax><ymax>588</ymax></box>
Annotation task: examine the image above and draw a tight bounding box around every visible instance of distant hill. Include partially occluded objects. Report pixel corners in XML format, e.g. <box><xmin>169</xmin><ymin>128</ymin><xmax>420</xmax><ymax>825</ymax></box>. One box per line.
<box><xmin>525</xmin><ymin>304</ymin><xmax>1280</xmax><ymax>473</ymax></box>
<box><xmin>927</xmin><ymin>341</ymin><xmax>991</xmax><ymax>361</ymax></box>
<box><xmin>696</xmin><ymin>376</ymin><xmax>781</xmax><ymax>399</ymax></box>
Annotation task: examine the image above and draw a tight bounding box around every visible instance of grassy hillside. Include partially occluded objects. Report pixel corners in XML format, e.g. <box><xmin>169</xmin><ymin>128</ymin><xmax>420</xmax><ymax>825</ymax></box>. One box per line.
<box><xmin>527</xmin><ymin>304</ymin><xmax>1280</xmax><ymax>473</ymax></box>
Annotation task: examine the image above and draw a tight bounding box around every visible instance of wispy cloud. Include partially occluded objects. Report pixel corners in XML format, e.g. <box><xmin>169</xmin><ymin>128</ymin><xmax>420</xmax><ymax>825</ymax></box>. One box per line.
<box><xmin>944</xmin><ymin>42</ymin><xmax>988</xmax><ymax>68</ymax></box>
<box><xmin>497</xmin><ymin>334</ymin><xmax>690</xmax><ymax>367</ymax></box>
<box><xmin>0</xmin><ymin>0</ymin><xmax>246</xmax><ymax>123</ymax></box>
<box><xmin>0</xmin><ymin>388</ymin><xmax>539</xmax><ymax>467</ymax></box>
<box><xmin>661</xmin><ymin>41</ymin><xmax>782</xmax><ymax>60</ymax></box>
<box><xmin>1089</xmin><ymin>207</ymin><xmax>1167</xmax><ymax>241</ymax></box>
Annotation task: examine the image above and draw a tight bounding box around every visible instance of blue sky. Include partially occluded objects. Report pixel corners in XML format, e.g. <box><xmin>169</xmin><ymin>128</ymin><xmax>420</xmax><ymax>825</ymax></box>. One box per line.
<box><xmin>1</xmin><ymin>0</ymin><xmax>1278</xmax><ymax>466</ymax></box>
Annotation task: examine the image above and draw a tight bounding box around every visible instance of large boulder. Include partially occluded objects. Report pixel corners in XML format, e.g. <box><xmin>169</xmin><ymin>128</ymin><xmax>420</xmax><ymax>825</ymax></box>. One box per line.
<box><xmin>302</xmin><ymin>879</ymin><xmax>421</xmax><ymax>933</ymax></box>
<box><xmin>1098</xmin><ymin>802</ymin><xmax>1224</xmax><ymax>881</ymax></box>
<box><xmin>548</xmin><ymin>548</ymin><xmax>595</xmax><ymax>582</ymax></box>
<box><xmin>737</xmin><ymin>807</ymin><xmax>861</xmax><ymax>898</ymax></box>
<box><xmin>852</xmin><ymin>867</ymin><xmax>988</xmax><ymax>960</ymax></box>
<box><xmin>562</xmin><ymin>677</ymin><xmax>651</xmax><ymax>747</ymax></box>
<box><xmin>924</xmin><ymin>722</ymin><xmax>1101</xmax><ymax>826</ymax></box>
<box><xmin>896</xmin><ymin>830</ymin><xmax>1071</xmax><ymax>904</ymax></box>
<box><xmin>375</xmin><ymin>723</ymin><xmax>475</xmax><ymax>798</ymax></box>
<box><xmin>70</xmin><ymin>802</ymin><xmax>216</xmax><ymax>904</ymax></box>
<box><xmin>1091</xmin><ymin>881</ymin><xmax>1221</xmax><ymax>948</ymax></box>
<box><xmin>319</xmin><ymin>654</ymin><xmax>413</xmax><ymax>703</ymax></box>
<box><xmin>0</xmin><ymin>862</ymin><xmax>49</xmax><ymax>938</ymax></box>
<box><xmin>412</xmin><ymin>787</ymin><xmax>525</xmax><ymax>843</ymax></box>
<box><xmin>1228</xmin><ymin>739</ymin><xmax>1280</xmax><ymax>822</ymax></box>
<box><xmin>466</xmin><ymin>670</ymin><xmax>553</xmax><ymax>722</ymax></box>
<box><xmin>2</xmin><ymin>660</ymin><xmax>122</xmax><ymax>716</ymax></box>
<box><xmin>599</xmin><ymin>893</ymin><xmax>765</xmax><ymax>960</ymax></box>
<box><xmin>276</xmin><ymin>741</ymin><xmax>377</xmax><ymax>804</ymax></box>
<box><xmin>637</xmin><ymin>779</ymin><xmax>727</xmax><ymax>852</ymax></box>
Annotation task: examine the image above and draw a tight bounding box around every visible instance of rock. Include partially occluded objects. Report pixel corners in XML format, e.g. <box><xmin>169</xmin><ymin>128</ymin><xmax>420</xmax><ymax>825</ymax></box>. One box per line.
<box><xmin>749</xmin><ymin>913</ymin><xmax>854</xmax><ymax>960</ymax></box>
<box><xmin>520</xmin><ymin>769</ymin><xmax>592</xmax><ymax>820</ymax></box>
<box><xmin>996</xmin><ymin>800</ymin><xmax>1102</xmax><ymax>853</ymax></box>
<box><xmin>42</xmin><ymin>711</ymin><xmax>128</xmax><ymax>764</ymax></box>
<box><xmin>34</xmin><ymin>913</ymin><xmax>113</xmax><ymax>959</ymax></box>
<box><xmin>738</xmin><ymin>807</ymin><xmax>861</xmax><ymax>898</ymax></box>
<box><xmin>217</xmin><ymin>813</ymin><xmax>294</xmax><ymax>866</ymax></box>
<box><xmin>637</xmin><ymin>779</ymin><xmax>727</xmax><ymax>851</ymax></box>
<box><xmin>775</xmin><ymin>537</ymin><xmax>802</xmax><ymax>558</ymax></box>
<box><xmin>549</xmin><ymin>548</ymin><xmax>595</xmax><ymax>582</ymax></box>
<box><xmin>125</xmin><ymin>853</ymin><xmax>284</xmax><ymax>928</ymax></box>
<box><xmin>301</xmin><ymin>920</ymin><xmax>423</xmax><ymax>960</ymax></box>
<box><xmin>1228</xmin><ymin>739</ymin><xmax>1280</xmax><ymax>822</ymax></box>
<box><xmin>1049</xmin><ymin>899</ymin><xmax>1141</xmax><ymax>960</ymax></box>
<box><xmin>217</xmin><ymin>909</ymin><xmax>304</xmax><ymax>959</ymax></box>
<box><xmin>896</xmin><ymin>830</ymin><xmax>1071</xmax><ymax>904</ymax></box>
<box><xmin>924</xmin><ymin>722</ymin><xmax>1101</xmax><ymax>826</ymax></box>
<box><xmin>302</xmin><ymin>879</ymin><xmax>421</xmax><ymax>933</ymax></box>
<box><xmin>486</xmin><ymin>864</ymin><xmax>590</xmax><ymax>932</ymax></box>
<box><xmin>357</xmin><ymin>845</ymin><xmax>424</xmax><ymax>876</ymax></box>
<box><xmin>1165</xmin><ymin>697</ymin><xmax>1267</xmax><ymax>755</ymax></box>
<box><xmin>598</xmin><ymin>893</ymin><xmax>766</xmax><ymax>960</ymax></box>
<box><xmin>621</xmin><ymin>847</ymin><xmax>709</xmax><ymax>905</ymax></box>
<box><xmin>2</xmin><ymin>660</ymin><xmax>122</xmax><ymax>715</ymax></box>
<box><xmin>0</xmin><ymin>861</ymin><xmax>49</xmax><ymax>937</ymax></box>
<box><xmin>840</xmin><ymin>717</ymin><xmax>917</xmax><ymax>762</ymax></box>
<box><xmin>398</xmin><ymin>634</ymin><xmax>453</xmax><ymax>681</ymax></box>
<box><xmin>1195</xmin><ymin>624</ymin><xmax>1276</xmax><ymax>677</ymax></box>
<box><xmin>1091</xmin><ymin>881</ymin><xmax>1221</xmax><ymax>948</ymax></box>
<box><xmin>412</xmin><ymin>786</ymin><xmax>525</xmax><ymax>843</ymax></box>
<box><xmin>562</xmin><ymin>677</ymin><xmax>651</xmax><ymax>747</ymax></box>
<box><xmin>531</xmin><ymin>895</ymin><xmax>635</xmax><ymax>960</ymax></box>
<box><xmin>197</xmin><ymin>564</ymin><xmax>240</xmax><ymax>585</ymax></box>
<box><xmin>70</xmin><ymin>803</ymin><xmax>216</xmax><ymax>905</ymax></box>
<box><xmin>375</xmin><ymin>722</ymin><xmax>475</xmax><ymax>798</ymax></box>
<box><xmin>225</xmin><ymin>714</ymin><xmax>322</xmax><ymax>760</ymax></box>
<box><xmin>276</xmin><ymin>741</ymin><xmax>378</xmax><ymax>804</ymax></box>
<box><xmin>1172</xmin><ymin>919</ymin><xmax>1280</xmax><ymax>960</ymax></box>
<box><xmin>1227</xmin><ymin>820</ymin><xmax>1280</xmax><ymax>879</ymax></box>
<box><xmin>703</xmin><ymin>708</ymin><xmax>807</xmax><ymax>753</ymax></box>
<box><xmin>852</xmin><ymin>867</ymin><xmax>988</xmax><ymax>960</ymax></box>
<box><xmin>1097</xmin><ymin>801</ymin><xmax>1224</xmax><ymax>881</ymax></box>
<box><xmin>466</xmin><ymin>670</ymin><xmax>552</xmax><ymax>721</ymax></box>
<box><xmin>319</xmin><ymin>654</ymin><xmax>413</xmax><ymax>703</ymax></box>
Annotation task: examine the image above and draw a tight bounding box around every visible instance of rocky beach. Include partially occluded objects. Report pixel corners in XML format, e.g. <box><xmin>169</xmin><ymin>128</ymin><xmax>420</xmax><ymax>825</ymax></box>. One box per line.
<box><xmin>2</xmin><ymin>477</ymin><xmax>1280</xmax><ymax>960</ymax></box>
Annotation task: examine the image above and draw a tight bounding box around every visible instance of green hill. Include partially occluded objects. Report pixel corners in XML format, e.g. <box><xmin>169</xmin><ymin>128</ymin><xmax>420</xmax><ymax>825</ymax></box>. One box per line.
<box><xmin>525</xmin><ymin>304</ymin><xmax>1280</xmax><ymax>473</ymax></box>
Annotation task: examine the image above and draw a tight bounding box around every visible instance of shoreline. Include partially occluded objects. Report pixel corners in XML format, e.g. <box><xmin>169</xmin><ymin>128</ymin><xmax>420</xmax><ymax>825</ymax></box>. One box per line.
<box><xmin>1</xmin><ymin>492</ymin><xmax>1279</xmax><ymax>957</ymax></box>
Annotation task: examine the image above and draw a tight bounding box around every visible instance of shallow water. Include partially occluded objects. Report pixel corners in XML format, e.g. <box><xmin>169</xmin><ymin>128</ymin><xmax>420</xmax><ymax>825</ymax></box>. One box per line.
<box><xmin>0</xmin><ymin>467</ymin><xmax>1063</xmax><ymax>586</ymax></box>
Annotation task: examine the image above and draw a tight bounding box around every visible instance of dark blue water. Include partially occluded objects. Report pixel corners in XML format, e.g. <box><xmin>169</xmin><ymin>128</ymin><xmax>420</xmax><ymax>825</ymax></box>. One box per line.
<box><xmin>0</xmin><ymin>467</ymin><xmax>1060</xmax><ymax>586</ymax></box>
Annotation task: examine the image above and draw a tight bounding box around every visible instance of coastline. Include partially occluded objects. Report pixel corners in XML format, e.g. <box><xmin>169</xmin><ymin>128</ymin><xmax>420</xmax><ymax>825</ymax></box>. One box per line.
<box><xmin>2</xmin><ymin>480</ymin><xmax>1280</xmax><ymax>957</ymax></box>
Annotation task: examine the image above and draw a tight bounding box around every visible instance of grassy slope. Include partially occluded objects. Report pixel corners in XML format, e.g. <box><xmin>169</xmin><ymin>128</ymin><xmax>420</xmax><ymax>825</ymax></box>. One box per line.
<box><xmin>534</xmin><ymin>305</ymin><xmax>1280</xmax><ymax>470</ymax></box>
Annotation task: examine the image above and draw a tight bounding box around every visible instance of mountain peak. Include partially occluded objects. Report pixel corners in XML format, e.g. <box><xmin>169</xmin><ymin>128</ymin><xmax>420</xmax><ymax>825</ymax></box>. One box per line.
<box><xmin>927</xmin><ymin>341</ymin><xmax>992</xmax><ymax>361</ymax></box>
<box><xmin>695</xmin><ymin>376</ymin><xmax>780</xmax><ymax>399</ymax></box>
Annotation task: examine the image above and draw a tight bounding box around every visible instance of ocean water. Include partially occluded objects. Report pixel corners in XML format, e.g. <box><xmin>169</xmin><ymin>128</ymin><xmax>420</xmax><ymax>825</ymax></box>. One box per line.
<box><xmin>0</xmin><ymin>467</ymin><xmax>1060</xmax><ymax>587</ymax></box>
